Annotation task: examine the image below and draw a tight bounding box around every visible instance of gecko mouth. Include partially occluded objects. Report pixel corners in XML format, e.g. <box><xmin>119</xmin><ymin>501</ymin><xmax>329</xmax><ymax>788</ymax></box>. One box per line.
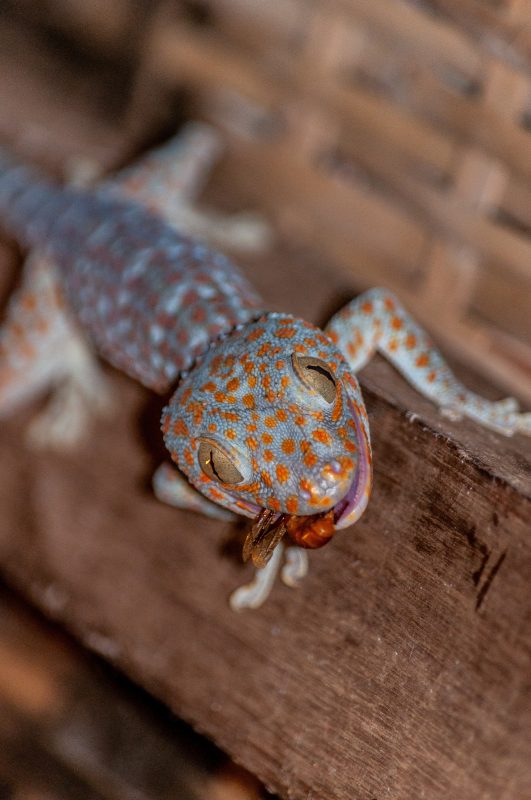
<box><xmin>242</xmin><ymin>400</ymin><xmax>371</xmax><ymax>568</ymax></box>
<box><xmin>242</xmin><ymin>473</ymin><xmax>362</xmax><ymax>568</ymax></box>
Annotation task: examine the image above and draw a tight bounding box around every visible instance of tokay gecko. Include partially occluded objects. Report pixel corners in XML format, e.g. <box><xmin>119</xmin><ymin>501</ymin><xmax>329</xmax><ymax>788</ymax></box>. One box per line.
<box><xmin>0</xmin><ymin>123</ymin><xmax>529</xmax><ymax>611</ymax></box>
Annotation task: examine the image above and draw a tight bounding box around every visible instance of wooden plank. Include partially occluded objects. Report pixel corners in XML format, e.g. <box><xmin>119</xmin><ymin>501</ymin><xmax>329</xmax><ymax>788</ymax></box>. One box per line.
<box><xmin>1</xmin><ymin>230</ymin><xmax>531</xmax><ymax>800</ymax></box>
<box><xmin>338</xmin><ymin>128</ymin><xmax>531</xmax><ymax>283</ymax></box>
<box><xmin>0</xmin><ymin>585</ymin><xmax>264</xmax><ymax>800</ymax></box>
<box><xmin>335</xmin><ymin>0</ymin><xmax>482</xmax><ymax>82</ymax></box>
<box><xmin>0</xmin><ymin>16</ymin><xmax>530</xmax><ymax>799</ymax></box>
<box><xmin>202</xmin><ymin>132</ymin><xmax>531</xmax><ymax>402</ymax></box>
<box><xmin>410</xmin><ymin>69</ymin><xmax>531</xmax><ymax>186</ymax></box>
<box><xmin>146</xmin><ymin>20</ymin><xmax>531</xmax><ymax>285</ymax></box>
<box><xmin>147</xmin><ymin>19</ymin><xmax>456</xmax><ymax>178</ymax></box>
<box><xmin>426</xmin><ymin>0</ymin><xmax>531</xmax><ymax>72</ymax></box>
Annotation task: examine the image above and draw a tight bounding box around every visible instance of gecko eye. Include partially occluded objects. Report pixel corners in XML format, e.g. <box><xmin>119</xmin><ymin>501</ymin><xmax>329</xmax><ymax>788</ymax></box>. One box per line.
<box><xmin>292</xmin><ymin>354</ymin><xmax>337</xmax><ymax>404</ymax></box>
<box><xmin>198</xmin><ymin>439</ymin><xmax>244</xmax><ymax>485</ymax></box>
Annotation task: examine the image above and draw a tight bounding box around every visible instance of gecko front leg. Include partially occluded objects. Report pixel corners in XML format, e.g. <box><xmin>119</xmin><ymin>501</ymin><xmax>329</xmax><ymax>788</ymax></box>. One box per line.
<box><xmin>326</xmin><ymin>288</ymin><xmax>530</xmax><ymax>437</ymax></box>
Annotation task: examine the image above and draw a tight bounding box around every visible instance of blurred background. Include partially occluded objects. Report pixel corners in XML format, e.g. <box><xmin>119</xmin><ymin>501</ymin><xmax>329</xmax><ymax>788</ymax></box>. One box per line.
<box><xmin>0</xmin><ymin>0</ymin><xmax>530</xmax><ymax>797</ymax></box>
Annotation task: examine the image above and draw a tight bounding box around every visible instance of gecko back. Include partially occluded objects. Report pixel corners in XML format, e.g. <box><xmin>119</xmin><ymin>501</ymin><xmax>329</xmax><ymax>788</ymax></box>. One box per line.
<box><xmin>0</xmin><ymin>147</ymin><xmax>263</xmax><ymax>393</ymax></box>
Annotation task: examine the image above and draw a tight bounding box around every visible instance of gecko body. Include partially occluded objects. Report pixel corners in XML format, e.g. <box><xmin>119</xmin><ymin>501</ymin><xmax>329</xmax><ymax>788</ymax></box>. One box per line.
<box><xmin>0</xmin><ymin>124</ymin><xmax>529</xmax><ymax>610</ymax></box>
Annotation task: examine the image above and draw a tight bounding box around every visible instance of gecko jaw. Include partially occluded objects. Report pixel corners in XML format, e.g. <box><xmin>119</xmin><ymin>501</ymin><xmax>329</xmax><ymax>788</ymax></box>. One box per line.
<box><xmin>332</xmin><ymin>398</ymin><xmax>372</xmax><ymax>529</ymax></box>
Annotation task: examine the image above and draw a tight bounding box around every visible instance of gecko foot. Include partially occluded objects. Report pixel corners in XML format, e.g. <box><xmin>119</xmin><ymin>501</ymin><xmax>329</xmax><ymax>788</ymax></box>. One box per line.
<box><xmin>281</xmin><ymin>547</ymin><xmax>309</xmax><ymax>587</ymax></box>
<box><xmin>229</xmin><ymin>543</ymin><xmax>285</xmax><ymax>611</ymax></box>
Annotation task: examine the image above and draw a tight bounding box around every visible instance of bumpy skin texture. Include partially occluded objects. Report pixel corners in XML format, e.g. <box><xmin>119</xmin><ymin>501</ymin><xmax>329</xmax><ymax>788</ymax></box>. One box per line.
<box><xmin>162</xmin><ymin>313</ymin><xmax>371</xmax><ymax>525</ymax></box>
<box><xmin>0</xmin><ymin>126</ymin><xmax>529</xmax><ymax>609</ymax></box>
<box><xmin>0</xmin><ymin>152</ymin><xmax>261</xmax><ymax>393</ymax></box>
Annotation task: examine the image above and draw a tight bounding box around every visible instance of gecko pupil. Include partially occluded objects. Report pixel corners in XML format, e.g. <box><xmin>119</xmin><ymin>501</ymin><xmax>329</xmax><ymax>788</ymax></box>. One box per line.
<box><xmin>209</xmin><ymin>450</ymin><xmax>222</xmax><ymax>481</ymax></box>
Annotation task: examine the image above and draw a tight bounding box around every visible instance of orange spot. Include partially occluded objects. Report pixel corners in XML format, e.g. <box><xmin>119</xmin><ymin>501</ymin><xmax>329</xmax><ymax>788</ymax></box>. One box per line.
<box><xmin>209</xmin><ymin>355</ymin><xmax>223</xmax><ymax>375</ymax></box>
<box><xmin>388</xmin><ymin>339</ymin><xmax>398</xmax><ymax>352</ymax></box>
<box><xmin>339</xmin><ymin>455</ymin><xmax>354</xmax><ymax>471</ymax></box>
<box><xmin>312</xmin><ymin>428</ymin><xmax>330</xmax><ymax>444</ymax></box>
<box><xmin>226</xmin><ymin>377</ymin><xmax>240</xmax><ymax>392</ymax></box>
<box><xmin>391</xmin><ymin>316</ymin><xmax>403</xmax><ymax>330</ymax></box>
<box><xmin>384</xmin><ymin>297</ymin><xmax>395</xmax><ymax>311</ymax></box>
<box><xmin>275</xmin><ymin>360</ymin><xmax>284</xmax><ymax>370</ymax></box>
<box><xmin>276</xmin><ymin>409</ymin><xmax>288</xmax><ymax>422</ymax></box>
<box><xmin>214</xmin><ymin>391</ymin><xmax>227</xmax><ymax>403</ymax></box>
<box><xmin>210</xmin><ymin>488</ymin><xmax>224</xmax><ymax>501</ymax></box>
<box><xmin>225</xmin><ymin>428</ymin><xmax>236</xmax><ymax>440</ymax></box>
<box><xmin>247</xmin><ymin>423</ymin><xmax>257</xmax><ymax>432</ymax></box>
<box><xmin>304</xmin><ymin>451</ymin><xmax>318</xmax><ymax>468</ymax></box>
<box><xmin>262</xmin><ymin>433</ymin><xmax>273</xmax><ymax>445</ymax></box>
<box><xmin>247</xmin><ymin>327</ymin><xmax>264</xmax><ymax>342</ymax></box>
<box><xmin>172</xmin><ymin>419</ymin><xmax>189</xmax><ymax>437</ymax></box>
<box><xmin>331</xmin><ymin>394</ymin><xmax>343</xmax><ymax>422</ymax></box>
<box><xmin>247</xmin><ymin>375</ymin><xmax>257</xmax><ymax>388</ymax></box>
<box><xmin>184</xmin><ymin>448</ymin><xmax>194</xmax><ymax>466</ymax></box>
<box><xmin>276</xmin><ymin>464</ymin><xmax>290</xmax><ymax>483</ymax></box>
<box><xmin>261</xmin><ymin>374</ymin><xmax>271</xmax><ymax>389</ymax></box>
<box><xmin>416</xmin><ymin>353</ymin><xmax>430</xmax><ymax>368</ymax></box>
<box><xmin>257</xmin><ymin>342</ymin><xmax>271</xmax><ymax>357</ymax></box>
<box><xmin>263</xmin><ymin>449</ymin><xmax>274</xmax><ymax>462</ymax></box>
<box><xmin>281</xmin><ymin>376</ymin><xmax>290</xmax><ymax>389</ymax></box>
<box><xmin>362</xmin><ymin>302</ymin><xmax>373</xmax><ymax>314</ymax></box>
<box><xmin>282</xmin><ymin>439</ymin><xmax>296</xmax><ymax>455</ymax></box>
<box><xmin>243</xmin><ymin>394</ymin><xmax>255</xmax><ymax>409</ymax></box>
<box><xmin>269</xmin><ymin>497</ymin><xmax>281</xmax><ymax>512</ymax></box>
<box><xmin>162</xmin><ymin>414</ymin><xmax>171</xmax><ymax>434</ymax></box>
<box><xmin>286</xmin><ymin>496</ymin><xmax>299</xmax><ymax>514</ymax></box>
<box><xmin>221</xmin><ymin>411</ymin><xmax>239</xmax><ymax>421</ymax></box>
<box><xmin>208</xmin><ymin>423</ymin><xmax>217</xmax><ymax>432</ymax></box>
<box><xmin>264</xmin><ymin>416</ymin><xmax>277</xmax><ymax>428</ymax></box>
<box><xmin>261</xmin><ymin>470</ymin><xmax>272</xmax><ymax>488</ymax></box>
<box><xmin>427</xmin><ymin>371</ymin><xmax>437</xmax><ymax>383</ymax></box>
<box><xmin>201</xmin><ymin>381</ymin><xmax>217</xmax><ymax>393</ymax></box>
<box><xmin>295</xmin><ymin>415</ymin><xmax>306</xmax><ymax>426</ymax></box>
<box><xmin>246</xmin><ymin>436</ymin><xmax>258</xmax><ymax>450</ymax></box>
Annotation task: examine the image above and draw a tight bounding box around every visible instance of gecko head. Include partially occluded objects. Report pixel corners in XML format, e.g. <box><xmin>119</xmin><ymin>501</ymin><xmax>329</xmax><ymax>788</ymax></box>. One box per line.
<box><xmin>161</xmin><ymin>313</ymin><xmax>372</xmax><ymax>551</ymax></box>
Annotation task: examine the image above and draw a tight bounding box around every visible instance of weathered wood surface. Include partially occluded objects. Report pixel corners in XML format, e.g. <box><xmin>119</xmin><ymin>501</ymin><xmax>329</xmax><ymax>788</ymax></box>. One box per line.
<box><xmin>0</xmin><ymin>582</ymin><xmax>266</xmax><ymax>800</ymax></box>
<box><xmin>0</xmin><ymin>12</ymin><xmax>531</xmax><ymax>800</ymax></box>
<box><xmin>1</xmin><ymin>222</ymin><xmax>531</xmax><ymax>799</ymax></box>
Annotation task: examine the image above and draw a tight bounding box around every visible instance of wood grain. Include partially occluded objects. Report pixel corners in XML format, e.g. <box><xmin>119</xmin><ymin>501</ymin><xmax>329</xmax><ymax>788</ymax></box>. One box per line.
<box><xmin>1</xmin><ymin>237</ymin><xmax>530</xmax><ymax>799</ymax></box>
<box><xmin>0</xmin><ymin>11</ymin><xmax>530</xmax><ymax>799</ymax></box>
